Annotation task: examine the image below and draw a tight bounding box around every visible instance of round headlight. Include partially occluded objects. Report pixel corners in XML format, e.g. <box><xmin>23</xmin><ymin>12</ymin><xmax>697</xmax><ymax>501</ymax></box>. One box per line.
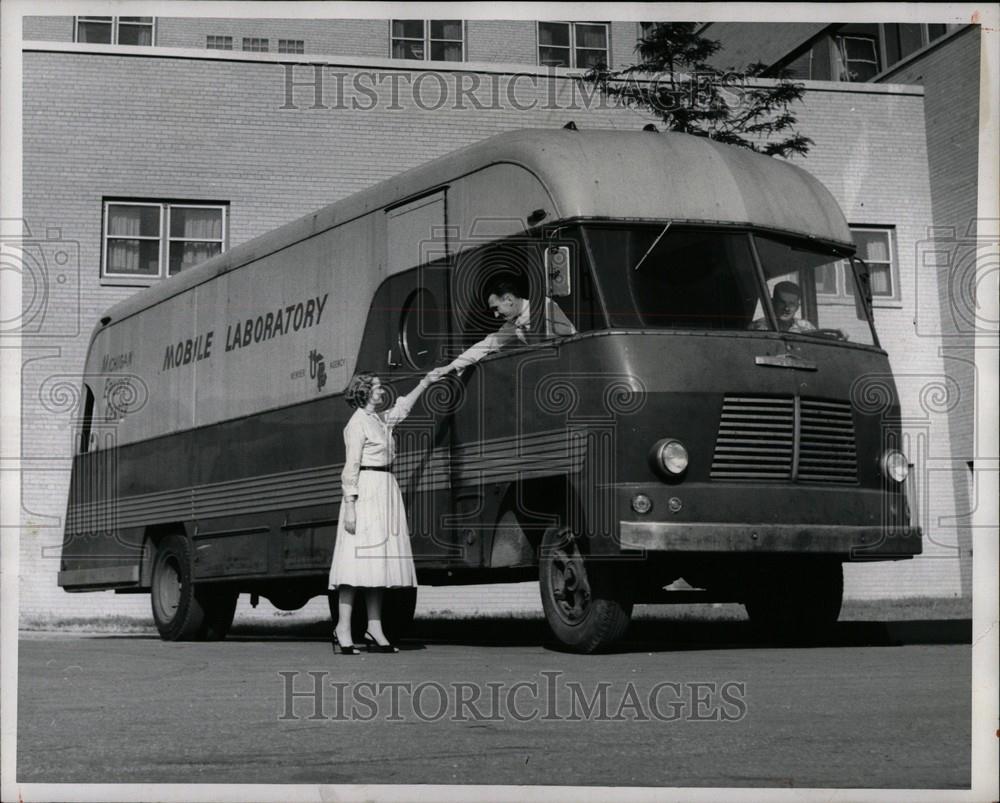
<box><xmin>657</xmin><ymin>440</ymin><xmax>689</xmax><ymax>475</ymax></box>
<box><xmin>881</xmin><ymin>450</ymin><xmax>909</xmax><ymax>483</ymax></box>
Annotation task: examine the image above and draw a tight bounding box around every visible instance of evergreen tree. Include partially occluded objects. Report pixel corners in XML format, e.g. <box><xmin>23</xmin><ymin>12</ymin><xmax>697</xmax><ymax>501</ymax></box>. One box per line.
<box><xmin>585</xmin><ymin>23</ymin><xmax>812</xmax><ymax>158</ymax></box>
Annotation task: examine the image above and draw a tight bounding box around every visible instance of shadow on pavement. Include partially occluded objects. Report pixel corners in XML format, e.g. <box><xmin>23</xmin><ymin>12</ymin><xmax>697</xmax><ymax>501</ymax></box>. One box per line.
<box><xmin>214</xmin><ymin>617</ymin><xmax>972</xmax><ymax>653</ymax></box>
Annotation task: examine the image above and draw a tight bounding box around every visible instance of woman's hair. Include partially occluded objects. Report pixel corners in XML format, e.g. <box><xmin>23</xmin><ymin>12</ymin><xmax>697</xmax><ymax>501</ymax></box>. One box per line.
<box><xmin>345</xmin><ymin>371</ymin><xmax>378</xmax><ymax>409</ymax></box>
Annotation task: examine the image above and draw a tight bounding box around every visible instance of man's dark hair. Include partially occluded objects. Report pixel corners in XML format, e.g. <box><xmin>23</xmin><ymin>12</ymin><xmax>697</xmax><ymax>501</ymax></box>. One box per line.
<box><xmin>484</xmin><ymin>278</ymin><xmax>522</xmax><ymax>305</ymax></box>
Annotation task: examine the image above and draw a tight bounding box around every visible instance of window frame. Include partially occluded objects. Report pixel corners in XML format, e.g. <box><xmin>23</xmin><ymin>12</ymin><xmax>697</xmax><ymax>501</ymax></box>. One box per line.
<box><xmin>242</xmin><ymin>37</ymin><xmax>269</xmax><ymax>53</ymax></box>
<box><xmin>206</xmin><ymin>35</ymin><xmax>234</xmax><ymax>50</ymax></box>
<box><xmin>101</xmin><ymin>200</ymin><xmax>228</xmax><ymax>285</ymax></box>
<box><xmin>74</xmin><ymin>16</ymin><xmax>156</xmax><ymax>46</ymax></box>
<box><xmin>389</xmin><ymin>19</ymin><xmax>465</xmax><ymax>62</ymax></box>
<box><xmin>833</xmin><ymin>32</ymin><xmax>881</xmax><ymax>81</ymax></box>
<box><xmin>537</xmin><ymin>21</ymin><xmax>609</xmax><ymax>69</ymax></box>
<box><xmin>278</xmin><ymin>39</ymin><xmax>305</xmax><ymax>54</ymax></box>
<box><xmin>816</xmin><ymin>226</ymin><xmax>899</xmax><ymax>305</ymax></box>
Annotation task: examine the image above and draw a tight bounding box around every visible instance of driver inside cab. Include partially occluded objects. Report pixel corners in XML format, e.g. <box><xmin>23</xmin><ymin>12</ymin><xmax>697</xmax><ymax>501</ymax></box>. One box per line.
<box><xmin>750</xmin><ymin>281</ymin><xmax>817</xmax><ymax>333</ymax></box>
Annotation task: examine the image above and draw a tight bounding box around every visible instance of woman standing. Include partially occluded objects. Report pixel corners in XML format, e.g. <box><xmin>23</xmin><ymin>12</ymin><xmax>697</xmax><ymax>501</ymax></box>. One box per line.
<box><xmin>329</xmin><ymin>368</ymin><xmax>442</xmax><ymax>653</ymax></box>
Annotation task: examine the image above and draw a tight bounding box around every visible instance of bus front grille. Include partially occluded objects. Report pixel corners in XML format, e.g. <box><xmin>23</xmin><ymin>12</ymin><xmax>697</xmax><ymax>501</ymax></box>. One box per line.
<box><xmin>710</xmin><ymin>395</ymin><xmax>858</xmax><ymax>484</ymax></box>
<box><xmin>797</xmin><ymin>398</ymin><xmax>858</xmax><ymax>484</ymax></box>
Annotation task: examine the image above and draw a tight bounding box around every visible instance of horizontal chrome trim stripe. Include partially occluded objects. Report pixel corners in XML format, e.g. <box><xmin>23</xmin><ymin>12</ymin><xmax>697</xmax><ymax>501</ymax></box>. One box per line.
<box><xmin>66</xmin><ymin>429</ymin><xmax>585</xmax><ymax>531</ymax></box>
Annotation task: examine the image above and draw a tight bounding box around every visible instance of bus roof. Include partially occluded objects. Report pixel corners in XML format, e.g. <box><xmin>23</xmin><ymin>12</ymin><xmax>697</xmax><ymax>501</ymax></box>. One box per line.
<box><xmin>98</xmin><ymin>128</ymin><xmax>852</xmax><ymax>327</ymax></box>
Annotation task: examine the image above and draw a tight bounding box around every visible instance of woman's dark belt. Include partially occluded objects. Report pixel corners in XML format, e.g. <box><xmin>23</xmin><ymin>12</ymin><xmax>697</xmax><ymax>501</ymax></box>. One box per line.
<box><xmin>360</xmin><ymin>465</ymin><xmax>392</xmax><ymax>472</ymax></box>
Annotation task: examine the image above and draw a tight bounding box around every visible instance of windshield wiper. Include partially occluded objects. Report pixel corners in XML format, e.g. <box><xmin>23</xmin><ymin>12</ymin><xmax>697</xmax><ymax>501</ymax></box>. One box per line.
<box><xmin>631</xmin><ymin>223</ymin><xmax>671</xmax><ymax>272</ymax></box>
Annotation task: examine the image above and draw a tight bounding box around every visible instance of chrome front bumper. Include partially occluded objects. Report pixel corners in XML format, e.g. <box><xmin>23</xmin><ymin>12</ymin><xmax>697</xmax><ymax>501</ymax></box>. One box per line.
<box><xmin>619</xmin><ymin>522</ymin><xmax>922</xmax><ymax>558</ymax></box>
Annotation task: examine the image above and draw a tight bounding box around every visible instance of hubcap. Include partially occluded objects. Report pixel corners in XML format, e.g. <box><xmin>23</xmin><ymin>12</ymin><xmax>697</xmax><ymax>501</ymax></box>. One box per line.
<box><xmin>547</xmin><ymin>533</ymin><xmax>591</xmax><ymax>624</ymax></box>
<box><xmin>156</xmin><ymin>558</ymin><xmax>182</xmax><ymax>619</ymax></box>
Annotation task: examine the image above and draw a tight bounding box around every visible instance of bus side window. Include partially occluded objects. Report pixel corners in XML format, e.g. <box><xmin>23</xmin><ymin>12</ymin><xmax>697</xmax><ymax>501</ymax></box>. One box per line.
<box><xmin>79</xmin><ymin>384</ymin><xmax>95</xmax><ymax>454</ymax></box>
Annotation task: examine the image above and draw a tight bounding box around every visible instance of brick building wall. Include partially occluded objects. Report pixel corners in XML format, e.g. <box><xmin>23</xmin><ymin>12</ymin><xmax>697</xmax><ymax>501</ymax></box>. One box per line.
<box><xmin>24</xmin><ymin>16</ymin><xmax>641</xmax><ymax>69</ymax></box>
<box><xmin>18</xmin><ymin>41</ymin><xmax>964</xmax><ymax>625</ymax></box>
<box><xmin>878</xmin><ymin>27</ymin><xmax>982</xmax><ymax>599</ymax></box>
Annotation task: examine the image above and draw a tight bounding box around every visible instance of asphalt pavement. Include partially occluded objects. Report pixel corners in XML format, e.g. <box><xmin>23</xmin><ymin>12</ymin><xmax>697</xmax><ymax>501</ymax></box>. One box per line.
<box><xmin>14</xmin><ymin>620</ymin><xmax>971</xmax><ymax>790</ymax></box>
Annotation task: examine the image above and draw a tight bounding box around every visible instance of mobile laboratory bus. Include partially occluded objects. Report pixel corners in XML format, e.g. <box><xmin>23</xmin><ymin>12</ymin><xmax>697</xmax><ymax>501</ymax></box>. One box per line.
<box><xmin>60</xmin><ymin>129</ymin><xmax>920</xmax><ymax>652</ymax></box>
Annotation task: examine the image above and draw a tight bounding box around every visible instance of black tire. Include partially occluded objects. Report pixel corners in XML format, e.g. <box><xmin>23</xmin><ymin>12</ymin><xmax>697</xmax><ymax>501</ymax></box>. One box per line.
<box><xmin>539</xmin><ymin>525</ymin><xmax>633</xmax><ymax>653</ymax></box>
<box><xmin>198</xmin><ymin>589</ymin><xmax>238</xmax><ymax>641</ymax></box>
<box><xmin>150</xmin><ymin>534</ymin><xmax>205</xmax><ymax>641</ymax></box>
<box><xmin>744</xmin><ymin>558</ymin><xmax>843</xmax><ymax>643</ymax></box>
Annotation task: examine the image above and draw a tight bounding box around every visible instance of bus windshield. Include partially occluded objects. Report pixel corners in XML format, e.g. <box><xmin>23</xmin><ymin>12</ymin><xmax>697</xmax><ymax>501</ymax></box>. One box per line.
<box><xmin>582</xmin><ymin>224</ymin><xmax>878</xmax><ymax>346</ymax></box>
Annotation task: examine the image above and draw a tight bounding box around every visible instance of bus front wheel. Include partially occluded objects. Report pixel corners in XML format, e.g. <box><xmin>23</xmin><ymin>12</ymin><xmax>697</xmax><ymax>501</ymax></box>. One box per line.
<box><xmin>539</xmin><ymin>526</ymin><xmax>632</xmax><ymax>653</ymax></box>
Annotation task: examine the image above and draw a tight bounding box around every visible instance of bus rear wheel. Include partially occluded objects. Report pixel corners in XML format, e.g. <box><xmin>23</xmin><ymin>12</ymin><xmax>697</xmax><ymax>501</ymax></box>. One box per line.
<box><xmin>151</xmin><ymin>534</ymin><xmax>204</xmax><ymax>641</ymax></box>
<box><xmin>539</xmin><ymin>526</ymin><xmax>632</xmax><ymax>653</ymax></box>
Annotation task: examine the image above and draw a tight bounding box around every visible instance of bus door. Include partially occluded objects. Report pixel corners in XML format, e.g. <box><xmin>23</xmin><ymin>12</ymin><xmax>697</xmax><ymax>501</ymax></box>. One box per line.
<box><xmin>386</xmin><ymin>267</ymin><xmax>458</xmax><ymax>568</ymax></box>
<box><xmin>443</xmin><ymin>237</ymin><xmax>582</xmax><ymax>569</ymax></box>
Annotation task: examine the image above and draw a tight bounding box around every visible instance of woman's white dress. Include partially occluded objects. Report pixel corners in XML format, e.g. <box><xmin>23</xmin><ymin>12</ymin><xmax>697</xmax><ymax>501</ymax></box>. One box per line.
<box><xmin>328</xmin><ymin>392</ymin><xmax>418</xmax><ymax>589</ymax></box>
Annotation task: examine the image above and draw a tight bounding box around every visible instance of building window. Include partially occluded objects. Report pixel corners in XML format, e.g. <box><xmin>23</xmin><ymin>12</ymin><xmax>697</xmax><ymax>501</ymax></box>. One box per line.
<box><xmin>819</xmin><ymin>227</ymin><xmax>897</xmax><ymax>302</ymax></box>
<box><xmin>538</xmin><ymin>22</ymin><xmax>608</xmax><ymax>69</ymax></box>
<box><xmin>206</xmin><ymin>35</ymin><xmax>233</xmax><ymax>50</ymax></box>
<box><xmin>243</xmin><ymin>37</ymin><xmax>269</xmax><ymax>53</ymax></box>
<box><xmin>75</xmin><ymin>16</ymin><xmax>154</xmax><ymax>45</ymax></box>
<box><xmin>278</xmin><ymin>39</ymin><xmax>305</xmax><ymax>54</ymax></box>
<box><xmin>833</xmin><ymin>32</ymin><xmax>881</xmax><ymax>81</ymax></box>
<box><xmin>103</xmin><ymin>201</ymin><xmax>227</xmax><ymax>281</ymax></box>
<box><xmin>390</xmin><ymin>20</ymin><xmax>464</xmax><ymax>61</ymax></box>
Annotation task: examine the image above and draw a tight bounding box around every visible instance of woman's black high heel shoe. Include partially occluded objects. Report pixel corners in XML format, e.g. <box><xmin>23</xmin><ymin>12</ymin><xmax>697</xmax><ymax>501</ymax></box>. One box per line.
<box><xmin>364</xmin><ymin>631</ymin><xmax>399</xmax><ymax>653</ymax></box>
<box><xmin>332</xmin><ymin>632</ymin><xmax>361</xmax><ymax>655</ymax></box>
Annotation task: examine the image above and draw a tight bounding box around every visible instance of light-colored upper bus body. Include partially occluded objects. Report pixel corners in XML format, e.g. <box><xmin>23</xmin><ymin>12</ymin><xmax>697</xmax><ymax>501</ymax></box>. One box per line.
<box><xmin>85</xmin><ymin>129</ymin><xmax>852</xmax><ymax>448</ymax></box>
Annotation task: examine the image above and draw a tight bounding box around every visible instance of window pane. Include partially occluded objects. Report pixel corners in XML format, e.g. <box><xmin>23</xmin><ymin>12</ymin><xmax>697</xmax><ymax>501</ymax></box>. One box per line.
<box><xmin>854</xmin><ymin>230</ymin><xmax>890</xmax><ymax>262</ymax></box>
<box><xmin>430</xmin><ymin>20</ymin><xmax>462</xmax><ymax>41</ymax></box>
<box><xmin>539</xmin><ymin>22</ymin><xmax>570</xmax><ymax>47</ymax></box>
<box><xmin>108</xmin><ymin>205</ymin><xmax>160</xmax><ymax>237</ymax></box>
<box><xmin>869</xmin><ymin>264</ymin><xmax>893</xmax><ymax>296</ymax></box>
<box><xmin>77</xmin><ymin>20</ymin><xmax>112</xmax><ymax>43</ymax></box>
<box><xmin>884</xmin><ymin>24</ymin><xmax>901</xmax><ymax>65</ymax></box>
<box><xmin>169</xmin><ymin>242</ymin><xmax>222</xmax><ymax>275</ymax></box>
<box><xmin>897</xmin><ymin>23</ymin><xmax>923</xmax><ymax>59</ymax></box>
<box><xmin>539</xmin><ymin>46</ymin><xmax>570</xmax><ymax>67</ymax></box>
<box><xmin>170</xmin><ymin>207</ymin><xmax>222</xmax><ymax>240</ymax></box>
<box><xmin>755</xmin><ymin>235</ymin><xmax>877</xmax><ymax>345</ymax></box>
<box><xmin>575</xmin><ymin>48</ymin><xmax>607</xmax><ymax>69</ymax></box>
<box><xmin>928</xmin><ymin>24</ymin><xmax>947</xmax><ymax>41</ymax></box>
<box><xmin>430</xmin><ymin>41</ymin><xmax>462</xmax><ymax>61</ymax></box>
<box><xmin>575</xmin><ymin>24</ymin><xmax>607</xmax><ymax>49</ymax></box>
<box><xmin>392</xmin><ymin>40</ymin><xmax>425</xmax><ymax>59</ymax></box>
<box><xmin>108</xmin><ymin>239</ymin><xmax>159</xmax><ymax>275</ymax></box>
<box><xmin>392</xmin><ymin>20</ymin><xmax>423</xmax><ymax>39</ymax></box>
<box><xmin>119</xmin><ymin>17</ymin><xmax>153</xmax><ymax>23</ymax></box>
<box><xmin>118</xmin><ymin>24</ymin><xmax>153</xmax><ymax>46</ymax></box>
<box><xmin>401</xmin><ymin>288</ymin><xmax>445</xmax><ymax>370</ymax></box>
<box><xmin>816</xmin><ymin>262</ymin><xmax>841</xmax><ymax>294</ymax></box>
